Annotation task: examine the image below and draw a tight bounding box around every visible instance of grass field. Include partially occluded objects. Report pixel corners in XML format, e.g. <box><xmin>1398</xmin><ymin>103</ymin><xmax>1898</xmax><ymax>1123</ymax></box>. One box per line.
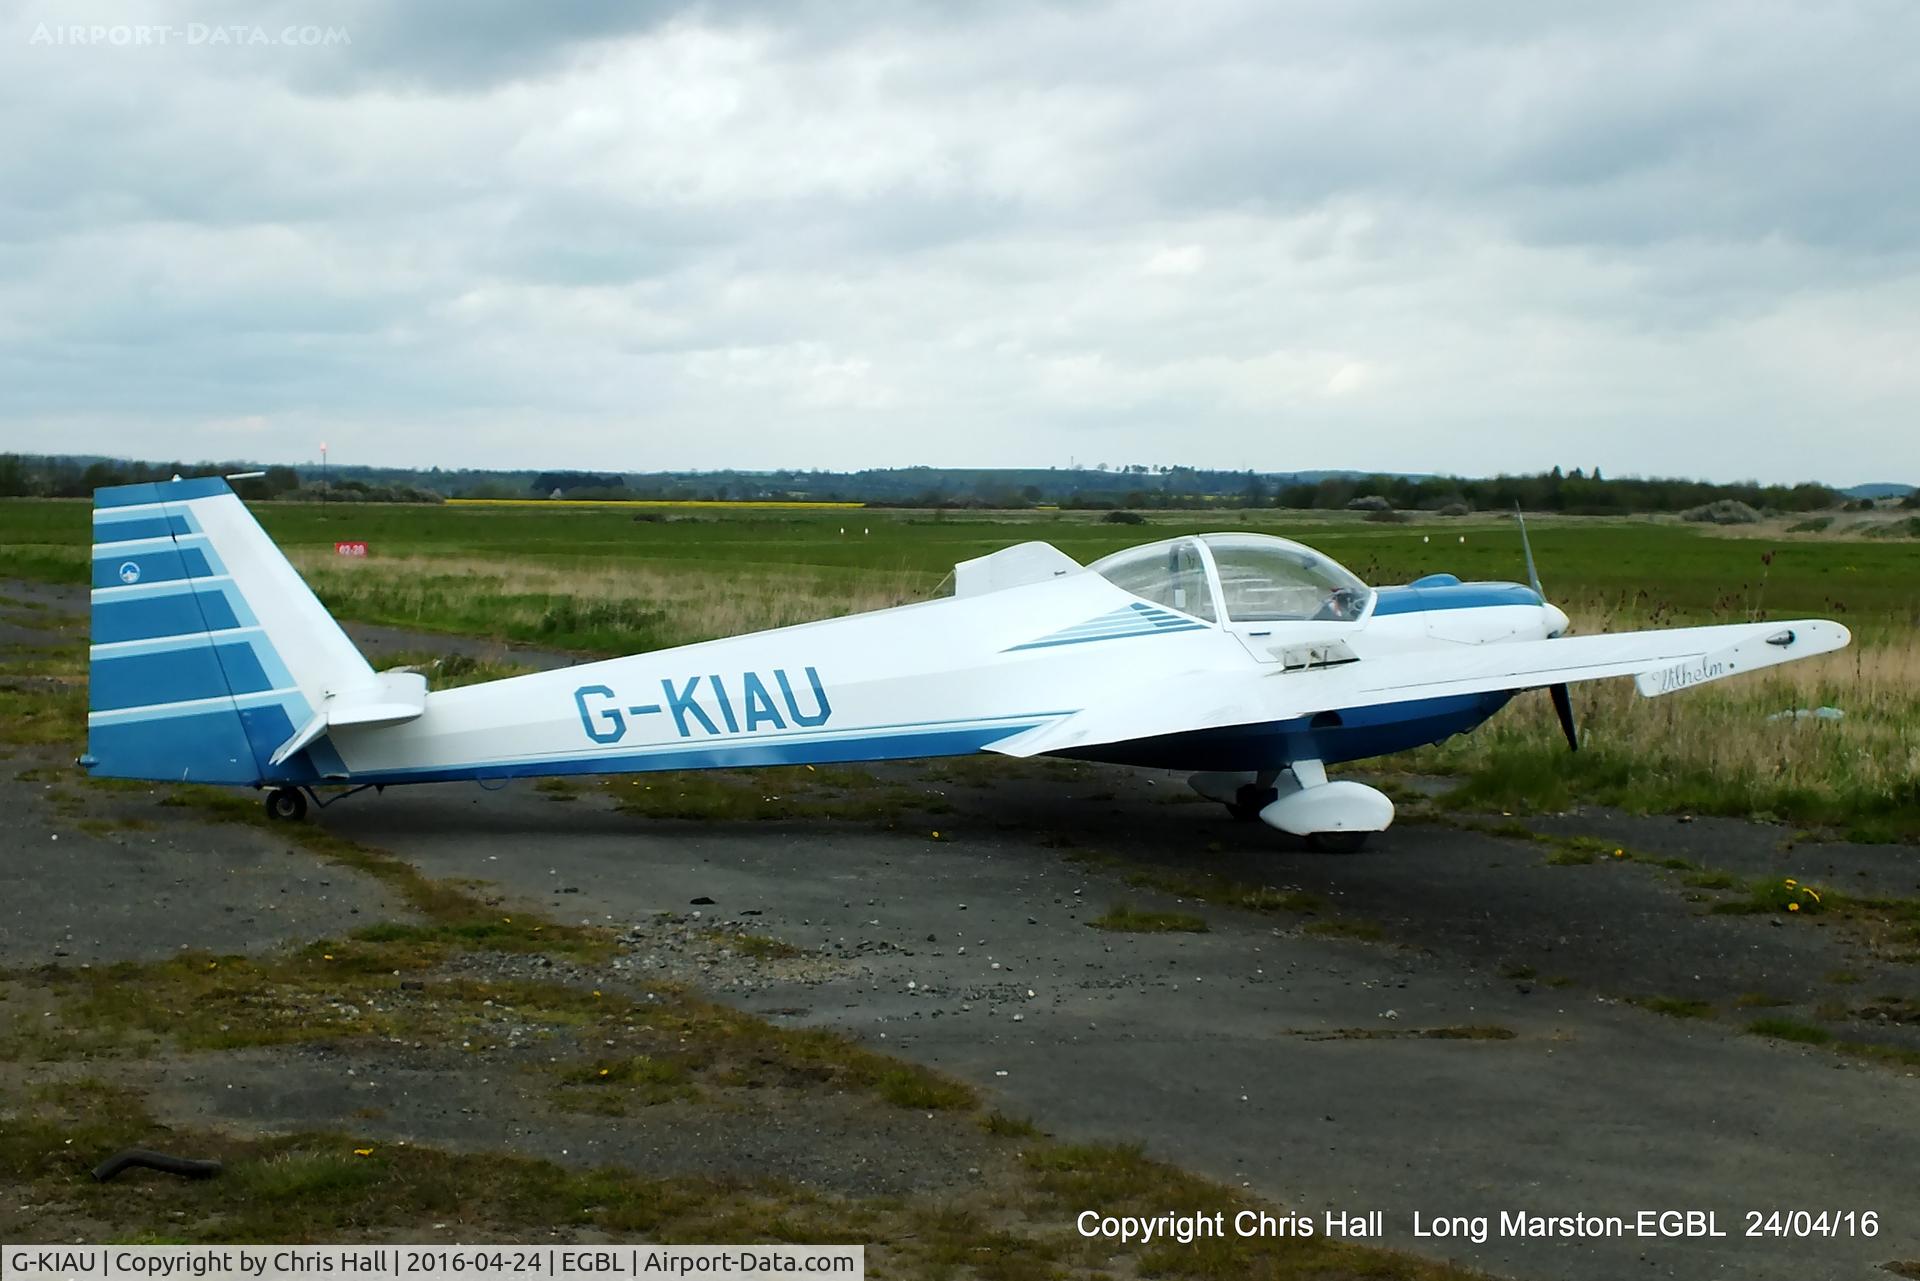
<box><xmin>4</xmin><ymin>496</ymin><xmax>1917</xmax><ymax>836</ymax></box>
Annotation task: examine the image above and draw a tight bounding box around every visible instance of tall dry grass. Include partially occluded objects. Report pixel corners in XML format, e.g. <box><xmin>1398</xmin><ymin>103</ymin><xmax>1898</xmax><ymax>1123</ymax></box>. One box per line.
<box><xmin>1402</xmin><ymin>607</ymin><xmax>1920</xmax><ymax>836</ymax></box>
<box><xmin>288</xmin><ymin>551</ymin><xmax>934</xmax><ymax>653</ymax></box>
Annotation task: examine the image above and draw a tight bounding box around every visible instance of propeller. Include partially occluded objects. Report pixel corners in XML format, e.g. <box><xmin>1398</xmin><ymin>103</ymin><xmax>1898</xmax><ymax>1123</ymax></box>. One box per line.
<box><xmin>1549</xmin><ymin>680</ymin><xmax>1579</xmax><ymax>753</ymax></box>
<box><xmin>1515</xmin><ymin>504</ymin><xmax>1578</xmax><ymax>752</ymax></box>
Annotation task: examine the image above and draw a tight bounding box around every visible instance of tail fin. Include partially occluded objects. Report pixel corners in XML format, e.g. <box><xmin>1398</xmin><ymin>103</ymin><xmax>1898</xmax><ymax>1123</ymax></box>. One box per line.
<box><xmin>86</xmin><ymin>476</ymin><xmax>372</xmax><ymax>783</ymax></box>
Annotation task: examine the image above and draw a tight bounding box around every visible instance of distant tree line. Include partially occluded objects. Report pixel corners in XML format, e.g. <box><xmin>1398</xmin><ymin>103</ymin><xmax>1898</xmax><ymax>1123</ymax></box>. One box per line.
<box><xmin>1264</xmin><ymin>467</ymin><xmax>1839</xmax><ymax>515</ymax></box>
<box><xmin>0</xmin><ymin>454</ymin><xmax>1860</xmax><ymax>514</ymax></box>
<box><xmin>0</xmin><ymin>456</ymin><xmax>438</xmax><ymax>503</ymax></box>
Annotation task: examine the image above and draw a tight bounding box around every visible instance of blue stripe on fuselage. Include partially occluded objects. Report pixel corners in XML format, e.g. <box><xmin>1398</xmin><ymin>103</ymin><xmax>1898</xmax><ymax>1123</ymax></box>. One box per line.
<box><xmin>336</xmin><ymin>721</ymin><xmax>1050</xmax><ymax>787</ymax></box>
<box><xmin>1063</xmin><ymin>690</ymin><xmax>1519</xmax><ymax>772</ymax></box>
<box><xmin>1373</xmin><ymin>582</ymin><xmax>1542</xmax><ymax>616</ymax></box>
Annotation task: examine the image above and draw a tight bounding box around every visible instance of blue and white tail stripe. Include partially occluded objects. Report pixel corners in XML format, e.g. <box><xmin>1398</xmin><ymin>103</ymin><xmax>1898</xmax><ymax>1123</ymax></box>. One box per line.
<box><xmin>91</xmin><ymin>580</ymin><xmax>255</xmax><ymax>644</ymax></box>
<box><xmin>86</xmin><ymin>477</ymin><xmax>372</xmax><ymax>785</ymax></box>
<box><xmin>1005</xmin><ymin>601</ymin><xmax>1207</xmax><ymax>651</ymax></box>
<box><xmin>90</xmin><ymin>513</ymin><xmax>197</xmax><ymax>545</ymax></box>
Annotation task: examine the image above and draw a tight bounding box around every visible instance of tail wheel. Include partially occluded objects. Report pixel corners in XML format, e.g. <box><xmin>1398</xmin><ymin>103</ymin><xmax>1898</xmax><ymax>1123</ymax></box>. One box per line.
<box><xmin>1225</xmin><ymin>784</ymin><xmax>1279</xmax><ymax>823</ymax></box>
<box><xmin>264</xmin><ymin>787</ymin><xmax>308</xmax><ymax>823</ymax></box>
<box><xmin>1306</xmin><ymin>830</ymin><xmax>1369</xmax><ymax>854</ymax></box>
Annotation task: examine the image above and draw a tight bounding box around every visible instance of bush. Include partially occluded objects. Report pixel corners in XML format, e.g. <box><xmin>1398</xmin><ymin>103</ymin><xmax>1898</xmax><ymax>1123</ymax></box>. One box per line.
<box><xmin>1681</xmin><ymin>499</ymin><xmax>1760</xmax><ymax>524</ymax></box>
<box><xmin>1102</xmin><ymin>509</ymin><xmax>1147</xmax><ymax>525</ymax></box>
<box><xmin>1345</xmin><ymin>494</ymin><xmax>1392</xmax><ymax>512</ymax></box>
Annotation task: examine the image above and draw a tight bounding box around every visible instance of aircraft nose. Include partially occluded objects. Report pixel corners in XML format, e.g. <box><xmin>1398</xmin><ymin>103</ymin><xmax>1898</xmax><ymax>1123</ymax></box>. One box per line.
<box><xmin>1543</xmin><ymin>602</ymin><xmax>1570</xmax><ymax>637</ymax></box>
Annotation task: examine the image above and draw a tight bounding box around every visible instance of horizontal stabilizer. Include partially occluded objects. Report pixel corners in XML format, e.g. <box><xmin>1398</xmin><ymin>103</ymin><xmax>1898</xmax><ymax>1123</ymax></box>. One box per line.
<box><xmin>268</xmin><ymin>670</ymin><xmax>428</xmax><ymax>767</ymax></box>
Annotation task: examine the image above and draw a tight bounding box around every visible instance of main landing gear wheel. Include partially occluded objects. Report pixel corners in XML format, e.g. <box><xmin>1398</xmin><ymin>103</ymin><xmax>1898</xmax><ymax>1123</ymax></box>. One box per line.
<box><xmin>1226</xmin><ymin>784</ymin><xmax>1280</xmax><ymax>823</ymax></box>
<box><xmin>264</xmin><ymin>787</ymin><xmax>308</xmax><ymax>823</ymax></box>
<box><xmin>1306</xmin><ymin>830</ymin><xmax>1369</xmax><ymax>854</ymax></box>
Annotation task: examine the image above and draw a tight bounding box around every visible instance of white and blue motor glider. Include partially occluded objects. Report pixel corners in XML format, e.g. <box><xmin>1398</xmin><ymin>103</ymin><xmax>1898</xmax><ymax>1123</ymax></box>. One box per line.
<box><xmin>83</xmin><ymin>477</ymin><xmax>1850</xmax><ymax>849</ymax></box>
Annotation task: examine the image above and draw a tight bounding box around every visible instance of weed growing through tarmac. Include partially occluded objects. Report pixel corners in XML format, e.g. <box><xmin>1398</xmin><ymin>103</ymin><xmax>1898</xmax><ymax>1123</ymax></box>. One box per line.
<box><xmin>1296</xmin><ymin>1026</ymin><xmax>1517</xmax><ymax>1042</ymax></box>
<box><xmin>1090</xmin><ymin>902</ymin><xmax>1209</xmax><ymax>933</ymax></box>
<box><xmin>1712</xmin><ymin>876</ymin><xmax>1830</xmax><ymax>915</ymax></box>
<box><xmin>1747</xmin><ymin>1016</ymin><xmax>1833</xmax><ymax>1045</ymax></box>
<box><xmin>1063</xmin><ymin>848</ymin><xmax>1324</xmax><ymax>915</ymax></box>
<box><xmin>602</xmin><ymin>765</ymin><xmax>939</xmax><ymax>825</ymax></box>
<box><xmin>1302</xmin><ymin>918</ymin><xmax>1389</xmax><ymax>943</ymax></box>
<box><xmin>1628</xmin><ymin>996</ymin><xmax>1715</xmax><ymax>1020</ymax></box>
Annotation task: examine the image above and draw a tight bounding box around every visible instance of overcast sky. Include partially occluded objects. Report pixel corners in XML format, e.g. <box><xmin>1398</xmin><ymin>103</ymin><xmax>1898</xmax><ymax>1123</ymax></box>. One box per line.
<box><xmin>3</xmin><ymin>1</ymin><xmax>1916</xmax><ymax>483</ymax></box>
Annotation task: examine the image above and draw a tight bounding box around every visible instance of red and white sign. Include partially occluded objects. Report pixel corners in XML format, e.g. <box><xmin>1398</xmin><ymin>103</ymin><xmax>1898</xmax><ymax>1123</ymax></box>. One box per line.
<box><xmin>334</xmin><ymin>541</ymin><xmax>368</xmax><ymax>558</ymax></box>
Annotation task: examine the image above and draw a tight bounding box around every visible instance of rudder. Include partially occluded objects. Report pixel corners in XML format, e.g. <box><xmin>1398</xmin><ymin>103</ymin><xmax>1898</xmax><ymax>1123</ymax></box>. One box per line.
<box><xmin>86</xmin><ymin>477</ymin><xmax>371</xmax><ymax>784</ymax></box>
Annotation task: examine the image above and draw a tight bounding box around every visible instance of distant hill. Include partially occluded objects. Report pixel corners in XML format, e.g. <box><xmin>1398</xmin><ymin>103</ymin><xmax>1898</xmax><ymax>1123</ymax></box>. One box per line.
<box><xmin>1842</xmin><ymin>483</ymin><xmax>1915</xmax><ymax>499</ymax></box>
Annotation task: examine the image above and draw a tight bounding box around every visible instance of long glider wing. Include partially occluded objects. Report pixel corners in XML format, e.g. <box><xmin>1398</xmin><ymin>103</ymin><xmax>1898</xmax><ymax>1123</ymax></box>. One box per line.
<box><xmin>988</xmin><ymin>618</ymin><xmax>1850</xmax><ymax>758</ymax></box>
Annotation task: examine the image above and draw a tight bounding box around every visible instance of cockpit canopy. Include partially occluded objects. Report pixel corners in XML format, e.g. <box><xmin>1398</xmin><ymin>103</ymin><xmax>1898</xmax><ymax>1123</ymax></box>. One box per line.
<box><xmin>1088</xmin><ymin>533</ymin><xmax>1372</xmax><ymax>624</ymax></box>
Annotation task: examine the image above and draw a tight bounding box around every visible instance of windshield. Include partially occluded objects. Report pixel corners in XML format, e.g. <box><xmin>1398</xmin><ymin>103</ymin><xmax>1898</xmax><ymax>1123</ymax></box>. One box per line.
<box><xmin>1088</xmin><ymin>538</ymin><xmax>1217</xmax><ymax>621</ymax></box>
<box><xmin>1200</xmin><ymin>534</ymin><xmax>1371</xmax><ymax>622</ymax></box>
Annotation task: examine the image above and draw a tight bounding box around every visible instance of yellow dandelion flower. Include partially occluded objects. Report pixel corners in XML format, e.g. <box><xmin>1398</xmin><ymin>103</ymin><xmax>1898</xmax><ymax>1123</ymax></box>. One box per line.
<box><xmin>1784</xmin><ymin>878</ymin><xmax>1798</xmax><ymax>887</ymax></box>
<box><xmin>1787</xmin><ymin>902</ymin><xmax>1800</xmax><ymax>912</ymax></box>
<box><xmin>353</xmin><ymin>1148</ymin><xmax>374</xmax><ymax>1157</ymax></box>
<box><xmin>1804</xmin><ymin>888</ymin><xmax>1821</xmax><ymax>903</ymax></box>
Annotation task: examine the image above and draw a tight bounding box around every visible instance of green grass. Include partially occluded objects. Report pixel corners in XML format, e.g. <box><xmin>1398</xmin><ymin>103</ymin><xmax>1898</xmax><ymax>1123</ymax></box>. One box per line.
<box><xmin>11</xmin><ymin>496</ymin><xmax>1920</xmax><ymax>636</ymax></box>
<box><xmin>1090</xmin><ymin>902</ymin><xmax>1209</xmax><ymax>933</ymax></box>
<box><xmin>6</xmin><ymin>493</ymin><xmax>1920</xmax><ymax>834</ymax></box>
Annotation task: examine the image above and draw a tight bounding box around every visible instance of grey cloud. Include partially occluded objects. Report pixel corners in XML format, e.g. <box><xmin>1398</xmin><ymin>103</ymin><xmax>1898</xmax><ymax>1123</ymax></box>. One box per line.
<box><xmin>1</xmin><ymin>0</ymin><xmax>1915</xmax><ymax>480</ymax></box>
